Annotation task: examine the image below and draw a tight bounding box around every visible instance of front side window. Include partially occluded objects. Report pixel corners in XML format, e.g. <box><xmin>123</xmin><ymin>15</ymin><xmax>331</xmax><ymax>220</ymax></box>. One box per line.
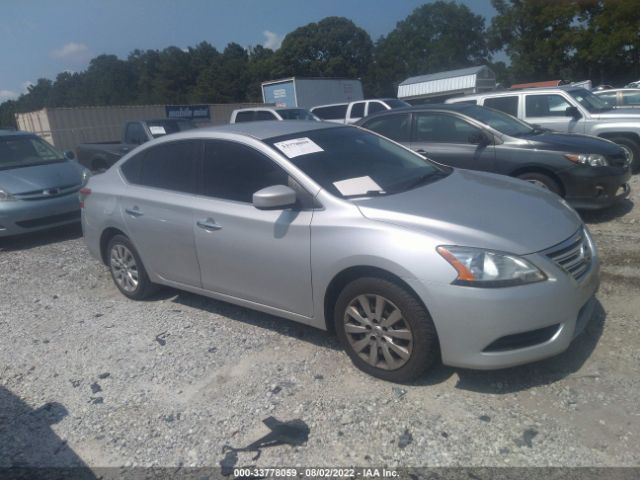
<box><xmin>125</xmin><ymin>123</ymin><xmax>146</xmax><ymax>144</ymax></box>
<box><xmin>265</xmin><ymin>127</ymin><xmax>446</xmax><ymax>199</ymax></box>
<box><xmin>234</xmin><ymin>111</ymin><xmax>254</xmax><ymax>123</ymax></box>
<box><xmin>0</xmin><ymin>136</ymin><xmax>65</xmax><ymax>170</ymax></box>
<box><xmin>255</xmin><ymin>111</ymin><xmax>277</xmax><ymax>121</ymax></box>
<box><xmin>146</xmin><ymin>119</ymin><xmax>196</xmax><ymax>137</ymax></box>
<box><xmin>201</xmin><ymin>141</ymin><xmax>288</xmax><ymax>203</ymax></box>
<box><xmin>122</xmin><ymin>141</ymin><xmax>198</xmax><ymax>194</ymax></box>
<box><xmin>350</xmin><ymin>102</ymin><xmax>366</xmax><ymax>118</ymax></box>
<box><xmin>385</xmin><ymin>99</ymin><xmax>411</xmax><ymax>109</ymax></box>
<box><xmin>367</xmin><ymin>102</ymin><xmax>386</xmax><ymax>115</ymax></box>
<box><xmin>595</xmin><ymin>92</ymin><xmax>617</xmax><ymax>107</ymax></box>
<box><xmin>525</xmin><ymin>94</ymin><xmax>572</xmax><ymax>117</ymax></box>
<box><xmin>312</xmin><ymin>104</ymin><xmax>348</xmax><ymax>120</ymax></box>
<box><xmin>461</xmin><ymin>105</ymin><xmax>534</xmax><ymax>137</ymax></box>
<box><xmin>278</xmin><ymin>109</ymin><xmax>316</xmax><ymax>120</ymax></box>
<box><xmin>483</xmin><ymin>96</ymin><xmax>519</xmax><ymax>117</ymax></box>
<box><xmin>414</xmin><ymin>112</ymin><xmax>482</xmax><ymax>143</ymax></box>
<box><xmin>567</xmin><ymin>88</ymin><xmax>611</xmax><ymax>113</ymax></box>
<box><xmin>361</xmin><ymin>113</ymin><xmax>411</xmax><ymax>143</ymax></box>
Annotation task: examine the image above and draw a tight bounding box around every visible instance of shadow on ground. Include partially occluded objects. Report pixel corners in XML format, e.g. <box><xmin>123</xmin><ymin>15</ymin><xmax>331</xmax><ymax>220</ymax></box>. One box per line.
<box><xmin>0</xmin><ymin>223</ymin><xmax>82</xmax><ymax>253</ymax></box>
<box><xmin>580</xmin><ymin>198</ymin><xmax>634</xmax><ymax>224</ymax></box>
<box><xmin>0</xmin><ymin>386</ymin><xmax>95</xmax><ymax>477</ymax></box>
<box><xmin>414</xmin><ymin>299</ymin><xmax>606</xmax><ymax>393</ymax></box>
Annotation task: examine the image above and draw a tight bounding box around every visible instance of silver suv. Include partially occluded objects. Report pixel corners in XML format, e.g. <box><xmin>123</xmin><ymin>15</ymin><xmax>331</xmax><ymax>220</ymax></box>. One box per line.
<box><xmin>447</xmin><ymin>86</ymin><xmax>640</xmax><ymax>172</ymax></box>
<box><xmin>81</xmin><ymin>121</ymin><xmax>599</xmax><ymax>382</ymax></box>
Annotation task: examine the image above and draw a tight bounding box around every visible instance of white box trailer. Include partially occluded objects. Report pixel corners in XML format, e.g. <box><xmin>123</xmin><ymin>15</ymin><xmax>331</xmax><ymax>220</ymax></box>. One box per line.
<box><xmin>261</xmin><ymin>77</ymin><xmax>364</xmax><ymax>110</ymax></box>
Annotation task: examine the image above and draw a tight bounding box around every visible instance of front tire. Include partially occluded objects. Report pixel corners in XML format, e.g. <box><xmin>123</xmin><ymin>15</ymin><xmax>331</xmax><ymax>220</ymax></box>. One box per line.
<box><xmin>107</xmin><ymin>234</ymin><xmax>156</xmax><ymax>300</ymax></box>
<box><xmin>335</xmin><ymin>277</ymin><xmax>439</xmax><ymax>383</ymax></box>
<box><xmin>517</xmin><ymin>172</ymin><xmax>561</xmax><ymax>195</ymax></box>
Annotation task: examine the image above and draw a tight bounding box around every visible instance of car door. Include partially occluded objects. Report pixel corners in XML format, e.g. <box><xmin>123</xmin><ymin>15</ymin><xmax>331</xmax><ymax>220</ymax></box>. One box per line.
<box><xmin>523</xmin><ymin>93</ymin><xmax>585</xmax><ymax>133</ymax></box>
<box><xmin>192</xmin><ymin>139</ymin><xmax>314</xmax><ymax>317</ymax></box>
<box><xmin>410</xmin><ymin>111</ymin><xmax>495</xmax><ymax>171</ymax></box>
<box><xmin>119</xmin><ymin>140</ymin><xmax>202</xmax><ymax>287</ymax></box>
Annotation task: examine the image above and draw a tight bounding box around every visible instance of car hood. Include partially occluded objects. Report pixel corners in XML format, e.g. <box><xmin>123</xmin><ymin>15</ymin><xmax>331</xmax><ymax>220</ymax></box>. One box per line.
<box><xmin>522</xmin><ymin>131</ymin><xmax>620</xmax><ymax>155</ymax></box>
<box><xmin>0</xmin><ymin>161</ymin><xmax>83</xmax><ymax>195</ymax></box>
<box><xmin>353</xmin><ymin>169</ymin><xmax>582</xmax><ymax>255</ymax></box>
<box><xmin>592</xmin><ymin>108</ymin><xmax>640</xmax><ymax>119</ymax></box>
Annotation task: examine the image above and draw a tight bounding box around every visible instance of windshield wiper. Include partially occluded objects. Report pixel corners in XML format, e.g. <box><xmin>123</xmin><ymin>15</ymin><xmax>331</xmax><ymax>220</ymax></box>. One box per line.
<box><xmin>343</xmin><ymin>189</ymin><xmax>387</xmax><ymax>199</ymax></box>
<box><xmin>387</xmin><ymin>171</ymin><xmax>447</xmax><ymax>193</ymax></box>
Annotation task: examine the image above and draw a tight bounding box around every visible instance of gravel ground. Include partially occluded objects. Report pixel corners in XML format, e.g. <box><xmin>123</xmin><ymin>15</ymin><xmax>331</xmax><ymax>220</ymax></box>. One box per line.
<box><xmin>1</xmin><ymin>175</ymin><xmax>639</xmax><ymax>471</ymax></box>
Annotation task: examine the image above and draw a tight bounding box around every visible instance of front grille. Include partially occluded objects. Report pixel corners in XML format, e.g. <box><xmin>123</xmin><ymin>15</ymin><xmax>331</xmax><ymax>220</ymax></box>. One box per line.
<box><xmin>16</xmin><ymin>210</ymin><xmax>80</xmax><ymax>228</ymax></box>
<box><xmin>545</xmin><ymin>229</ymin><xmax>592</xmax><ymax>281</ymax></box>
<box><xmin>14</xmin><ymin>184</ymin><xmax>82</xmax><ymax>201</ymax></box>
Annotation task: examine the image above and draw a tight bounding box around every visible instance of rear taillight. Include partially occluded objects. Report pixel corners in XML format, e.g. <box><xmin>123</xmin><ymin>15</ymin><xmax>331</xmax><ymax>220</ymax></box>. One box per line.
<box><xmin>79</xmin><ymin>188</ymin><xmax>92</xmax><ymax>208</ymax></box>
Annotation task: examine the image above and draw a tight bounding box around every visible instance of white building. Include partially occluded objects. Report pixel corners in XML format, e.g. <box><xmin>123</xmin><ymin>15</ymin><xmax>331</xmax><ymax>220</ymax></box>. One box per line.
<box><xmin>398</xmin><ymin>66</ymin><xmax>496</xmax><ymax>103</ymax></box>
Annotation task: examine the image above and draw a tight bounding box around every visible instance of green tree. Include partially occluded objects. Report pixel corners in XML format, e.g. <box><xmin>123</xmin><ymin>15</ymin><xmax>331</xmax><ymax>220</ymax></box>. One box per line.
<box><xmin>274</xmin><ymin>17</ymin><xmax>373</xmax><ymax>79</ymax></box>
<box><xmin>368</xmin><ymin>1</ymin><xmax>489</xmax><ymax>96</ymax></box>
<box><xmin>488</xmin><ymin>0</ymin><xmax>578</xmax><ymax>84</ymax></box>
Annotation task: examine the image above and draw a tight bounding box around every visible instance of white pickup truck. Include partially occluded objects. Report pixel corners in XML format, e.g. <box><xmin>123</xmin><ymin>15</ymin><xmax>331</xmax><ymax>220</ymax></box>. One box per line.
<box><xmin>311</xmin><ymin>99</ymin><xmax>410</xmax><ymax>124</ymax></box>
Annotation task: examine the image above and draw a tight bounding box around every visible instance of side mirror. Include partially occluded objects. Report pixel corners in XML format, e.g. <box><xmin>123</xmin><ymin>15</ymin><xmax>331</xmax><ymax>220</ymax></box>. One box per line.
<box><xmin>253</xmin><ymin>185</ymin><xmax>297</xmax><ymax>210</ymax></box>
<box><xmin>565</xmin><ymin>106</ymin><xmax>581</xmax><ymax>119</ymax></box>
<box><xmin>468</xmin><ymin>132</ymin><xmax>491</xmax><ymax>145</ymax></box>
<box><xmin>64</xmin><ymin>150</ymin><xmax>76</xmax><ymax>160</ymax></box>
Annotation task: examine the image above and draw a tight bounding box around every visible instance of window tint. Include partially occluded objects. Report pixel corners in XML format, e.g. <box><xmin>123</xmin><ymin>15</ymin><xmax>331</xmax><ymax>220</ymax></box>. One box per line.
<box><xmin>483</xmin><ymin>96</ymin><xmax>518</xmax><ymax>116</ymax></box>
<box><xmin>350</xmin><ymin>102</ymin><xmax>365</xmax><ymax>118</ymax></box>
<box><xmin>362</xmin><ymin>113</ymin><xmax>411</xmax><ymax>143</ymax></box>
<box><xmin>201</xmin><ymin>141</ymin><xmax>289</xmax><ymax>202</ymax></box>
<box><xmin>123</xmin><ymin>141</ymin><xmax>198</xmax><ymax>194</ymax></box>
<box><xmin>234</xmin><ymin>111</ymin><xmax>254</xmax><ymax>123</ymax></box>
<box><xmin>367</xmin><ymin>102</ymin><xmax>386</xmax><ymax>115</ymax></box>
<box><xmin>125</xmin><ymin>123</ymin><xmax>146</xmax><ymax>145</ymax></box>
<box><xmin>312</xmin><ymin>104</ymin><xmax>348</xmax><ymax>120</ymax></box>
<box><xmin>622</xmin><ymin>91</ymin><xmax>640</xmax><ymax>106</ymax></box>
<box><xmin>414</xmin><ymin>112</ymin><xmax>481</xmax><ymax>143</ymax></box>
<box><xmin>255</xmin><ymin>111</ymin><xmax>277</xmax><ymax>121</ymax></box>
<box><xmin>525</xmin><ymin>94</ymin><xmax>571</xmax><ymax>117</ymax></box>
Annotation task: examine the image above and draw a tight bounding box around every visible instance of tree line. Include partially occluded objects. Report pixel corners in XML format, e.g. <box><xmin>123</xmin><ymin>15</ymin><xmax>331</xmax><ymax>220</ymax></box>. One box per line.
<box><xmin>1</xmin><ymin>0</ymin><xmax>638</xmax><ymax>128</ymax></box>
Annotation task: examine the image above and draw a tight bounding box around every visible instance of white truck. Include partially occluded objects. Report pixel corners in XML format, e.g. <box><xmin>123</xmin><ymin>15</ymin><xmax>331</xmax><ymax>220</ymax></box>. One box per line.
<box><xmin>311</xmin><ymin>99</ymin><xmax>410</xmax><ymax>124</ymax></box>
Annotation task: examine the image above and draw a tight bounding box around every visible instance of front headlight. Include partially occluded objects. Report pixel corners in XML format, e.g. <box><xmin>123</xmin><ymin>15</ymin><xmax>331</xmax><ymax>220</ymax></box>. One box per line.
<box><xmin>564</xmin><ymin>153</ymin><xmax>608</xmax><ymax>167</ymax></box>
<box><xmin>81</xmin><ymin>168</ymin><xmax>92</xmax><ymax>186</ymax></box>
<box><xmin>0</xmin><ymin>188</ymin><xmax>14</xmax><ymax>202</ymax></box>
<box><xmin>437</xmin><ymin>246</ymin><xmax>547</xmax><ymax>287</ymax></box>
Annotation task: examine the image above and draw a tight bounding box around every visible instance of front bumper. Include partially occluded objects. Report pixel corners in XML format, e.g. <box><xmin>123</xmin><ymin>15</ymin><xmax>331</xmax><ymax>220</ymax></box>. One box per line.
<box><xmin>560</xmin><ymin>164</ymin><xmax>631</xmax><ymax>210</ymax></box>
<box><xmin>0</xmin><ymin>192</ymin><xmax>81</xmax><ymax>237</ymax></box>
<box><xmin>410</xmin><ymin>231</ymin><xmax>600</xmax><ymax>370</ymax></box>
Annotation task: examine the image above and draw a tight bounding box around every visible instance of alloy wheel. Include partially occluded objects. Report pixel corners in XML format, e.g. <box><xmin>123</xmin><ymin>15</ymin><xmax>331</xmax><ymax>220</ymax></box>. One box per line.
<box><xmin>343</xmin><ymin>294</ymin><xmax>413</xmax><ymax>370</ymax></box>
<box><xmin>110</xmin><ymin>244</ymin><xmax>139</xmax><ymax>292</ymax></box>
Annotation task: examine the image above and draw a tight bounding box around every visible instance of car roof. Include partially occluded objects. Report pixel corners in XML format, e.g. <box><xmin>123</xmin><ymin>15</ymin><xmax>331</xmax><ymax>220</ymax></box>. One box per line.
<box><xmin>234</xmin><ymin>107</ymin><xmax>308</xmax><ymax>112</ymax></box>
<box><xmin>192</xmin><ymin>120</ymin><xmax>342</xmax><ymax>140</ymax></box>
<box><xmin>0</xmin><ymin>129</ymin><xmax>33</xmax><ymax>138</ymax></box>
<box><xmin>595</xmin><ymin>88</ymin><xmax>640</xmax><ymax>93</ymax></box>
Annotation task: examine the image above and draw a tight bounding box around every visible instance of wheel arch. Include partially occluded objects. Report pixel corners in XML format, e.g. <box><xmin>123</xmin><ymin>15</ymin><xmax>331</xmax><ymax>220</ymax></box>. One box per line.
<box><xmin>323</xmin><ymin>265</ymin><xmax>433</xmax><ymax>335</ymax></box>
<box><xmin>99</xmin><ymin>226</ymin><xmax>127</xmax><ymax>265</ymax></box>
<box><xmin>509</xmin><ymin>166</ymin><xmax>566</xmax><ymax>197</ymax></box>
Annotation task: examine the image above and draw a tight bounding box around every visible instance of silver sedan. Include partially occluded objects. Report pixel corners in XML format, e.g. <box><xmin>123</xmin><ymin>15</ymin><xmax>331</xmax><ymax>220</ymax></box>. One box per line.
<box><xmin>81</xmin><ymin>121</ymin><xmax>599</xmax><ymax>382</ymax></box>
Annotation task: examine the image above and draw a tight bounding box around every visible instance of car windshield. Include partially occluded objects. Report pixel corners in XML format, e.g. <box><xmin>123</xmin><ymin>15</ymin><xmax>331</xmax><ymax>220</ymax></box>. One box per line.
<box><xmin>0</xmin><ymin>135</ymin><xmax>65</xmax><ymax>170</ymax></box>
<box><xmin>147</xmin><ymin>119</ymin><xmax>197</xmax><ymax>138</ymax></box>
<box><xmin>266</xmin><ymin>127</ymin><xmax>448</xmax><ymax>198</ymax></box>
<box><xmin>462</xmin><ymin>105</ymin><xmax>535</xmax><ymax>137</ymax></box>
<box><xmin>277</xmin><ymin>109</ymin><xmax>317</xmax><ymax>121</ymax></box>
<box><xmin>386</xmin><ymin>99</ymin><xmax>411</xmax><ymax>109</ymax></box>
<box><xmin>568</xmin><ymin>88</ymin><xmax>612</xmax><ymax>113</ymax></box>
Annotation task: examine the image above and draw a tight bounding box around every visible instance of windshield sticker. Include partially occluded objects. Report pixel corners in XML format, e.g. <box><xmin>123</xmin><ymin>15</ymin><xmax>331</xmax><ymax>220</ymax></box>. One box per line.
<box><xmin>333</xmin><ymin>176</ymin><xmax>383</xmax><ymax>196</ymax></box>
<box><xmin>273</xmin><ymin>137</ymin><xmax>323</xmax><ymax>158</ymax></box>
<box><xmin>149</xmin><ymin>126</ymin><xmax>166</xmax><ymax>135</ymax></box>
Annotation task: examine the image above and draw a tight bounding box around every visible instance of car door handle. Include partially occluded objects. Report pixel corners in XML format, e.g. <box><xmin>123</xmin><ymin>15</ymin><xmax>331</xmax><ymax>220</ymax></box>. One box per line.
<box><xmin>125</xmin><ymin>207</ymin><xmax>143</xmax><ymax>217</ymax></box>
<box><xmin>197</xmin><ymin>219</ymin><xmax>223</xmax><ymax>231</ymax></box>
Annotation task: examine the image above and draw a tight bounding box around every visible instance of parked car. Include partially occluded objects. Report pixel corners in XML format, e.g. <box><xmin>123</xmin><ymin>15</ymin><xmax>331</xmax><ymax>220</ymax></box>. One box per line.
<box><xmin>357</xmin><ymin>104</ymin><xmax>631</xmax><ymax>210</ymax></box>
<box><xmin>446</xmin><ymin>86</ymin><xmax>640</xmax><ymax>172</ymax></box>
<box><xmin>76</xmin><ymin>119</ymin><xmax>197</xmax><ymax>173</ymax></box>
<box><xmin>82</xmin><ymin>121</ymin><xmax>599</xmax><ymax>382</ymax></box>
<box><xmin>311</xmin><ymin>99</ymin><xmax>410</xmax><ymax>124</ymax></box>
<box><xmin>0</xmin><ymin>130</ymin><xmax>90</xmax><ymax>237</ymax></box>
<box><xmin>230</xmin><ymin>107</ymin><xmax>319</xmax><ymax>123</ymax></box>
<box><xmin>626</xmin><ymin>80</ymin><xmax>640</xmax><ymax>88</ymax></box>
<box><xmin>593</xmin><ymin>89</ymin><xmax>640</xmax><ymax>109</ymax></box>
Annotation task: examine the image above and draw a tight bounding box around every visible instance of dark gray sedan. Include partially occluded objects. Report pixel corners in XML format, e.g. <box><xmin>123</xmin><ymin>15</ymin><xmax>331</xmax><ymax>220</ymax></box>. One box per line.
<box><xmin>357</xmin><ymin>104</ymin><xmax>631</xmax><ymax>210</ymax></box>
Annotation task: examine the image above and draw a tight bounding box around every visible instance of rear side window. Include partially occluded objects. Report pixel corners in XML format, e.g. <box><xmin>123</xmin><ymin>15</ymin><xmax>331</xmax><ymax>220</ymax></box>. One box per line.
<box><xmin>414</xmin><ymin>112</ymin><xmax>482</xmax><ymax>143</ymax></box>
<box><xmin>125</xmin><ymin>123</ymin><xmax>147</xmax><ymax>145</ymax></box>
<box><xmin>312</xmin><ymin>105</ymin><xmax>348</xmax><ymax>120</ymax></box>
<box><xmin>595</xmin><ymin>92</ymin><xmax>617</xmax><ymax>107</ymax></box>
<box><xmin>622</xmin><ymin>91</ymin><xmax>640</xmax><ymax>106</ymax></box>
<box><xmin>234</xmin><ymin>111</ymin><xmax>254</xmax><ymax>123</ymax></box>
<box><xmin>201</xmin><ymin>141</ymin><xmax>288</xmax><ymax>203</ymax></box>
<box><xmin>483</xmin><ymin>96</ymin><xmax>519</xmax><ymax>117</ymax></box>
<box><xmin>525</xmin><ymin>94</ymin><xmax>571</xmax><ymax>117</ymax></box>
<box><xmin>350</xmin><ymin>102</ymin><xmax>365</xmax><ymax>118</ymax></box>
<box><xmin>122</xmin><ymin>141</ymin><xmax>199</xmax><ymax>194</ymax></box>
<box><xmin>367</xmin><ymin>102</ymin><xmax>386</xmax><ymax>115</ymax></box>
<box><xmin>361</xmin><ymin>113</ymin><xmax>411</xmax><ymax>143</ymax></box>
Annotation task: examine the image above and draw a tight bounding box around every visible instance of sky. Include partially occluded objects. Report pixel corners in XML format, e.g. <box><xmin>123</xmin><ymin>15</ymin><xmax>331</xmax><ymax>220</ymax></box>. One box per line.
<box><xmin>0</xmin><ymin>0</ymin><xmax>498</xmax><ymax>102</ymax></box>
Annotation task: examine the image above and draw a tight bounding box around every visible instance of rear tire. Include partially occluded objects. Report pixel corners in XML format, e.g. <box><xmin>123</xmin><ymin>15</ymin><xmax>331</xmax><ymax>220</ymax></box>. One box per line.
<box><xmin>107</xmin><ymin>234</ymin><xmax>156</xmax><ymax>300</ymax></box>
<box><xmin>335</xmin><ymin>277</ymin><xmax>439</xmax><ymax>383</ymax></box>
<box><xmin>608</xmin><ymin>137</ymin><xmax>640</xmax><ymax>173</ymax></box>
<box><xmin>517</xmin><ymin>172</ymin><xmax>561</xmax><ymax>195</ymax></box>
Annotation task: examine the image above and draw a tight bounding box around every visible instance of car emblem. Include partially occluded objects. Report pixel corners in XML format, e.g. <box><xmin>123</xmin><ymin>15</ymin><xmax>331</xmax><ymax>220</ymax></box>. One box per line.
<box><xmin>43</xmin><ymin>188</ymin><xmax>60</xmax><ymax>196</ymax></box>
